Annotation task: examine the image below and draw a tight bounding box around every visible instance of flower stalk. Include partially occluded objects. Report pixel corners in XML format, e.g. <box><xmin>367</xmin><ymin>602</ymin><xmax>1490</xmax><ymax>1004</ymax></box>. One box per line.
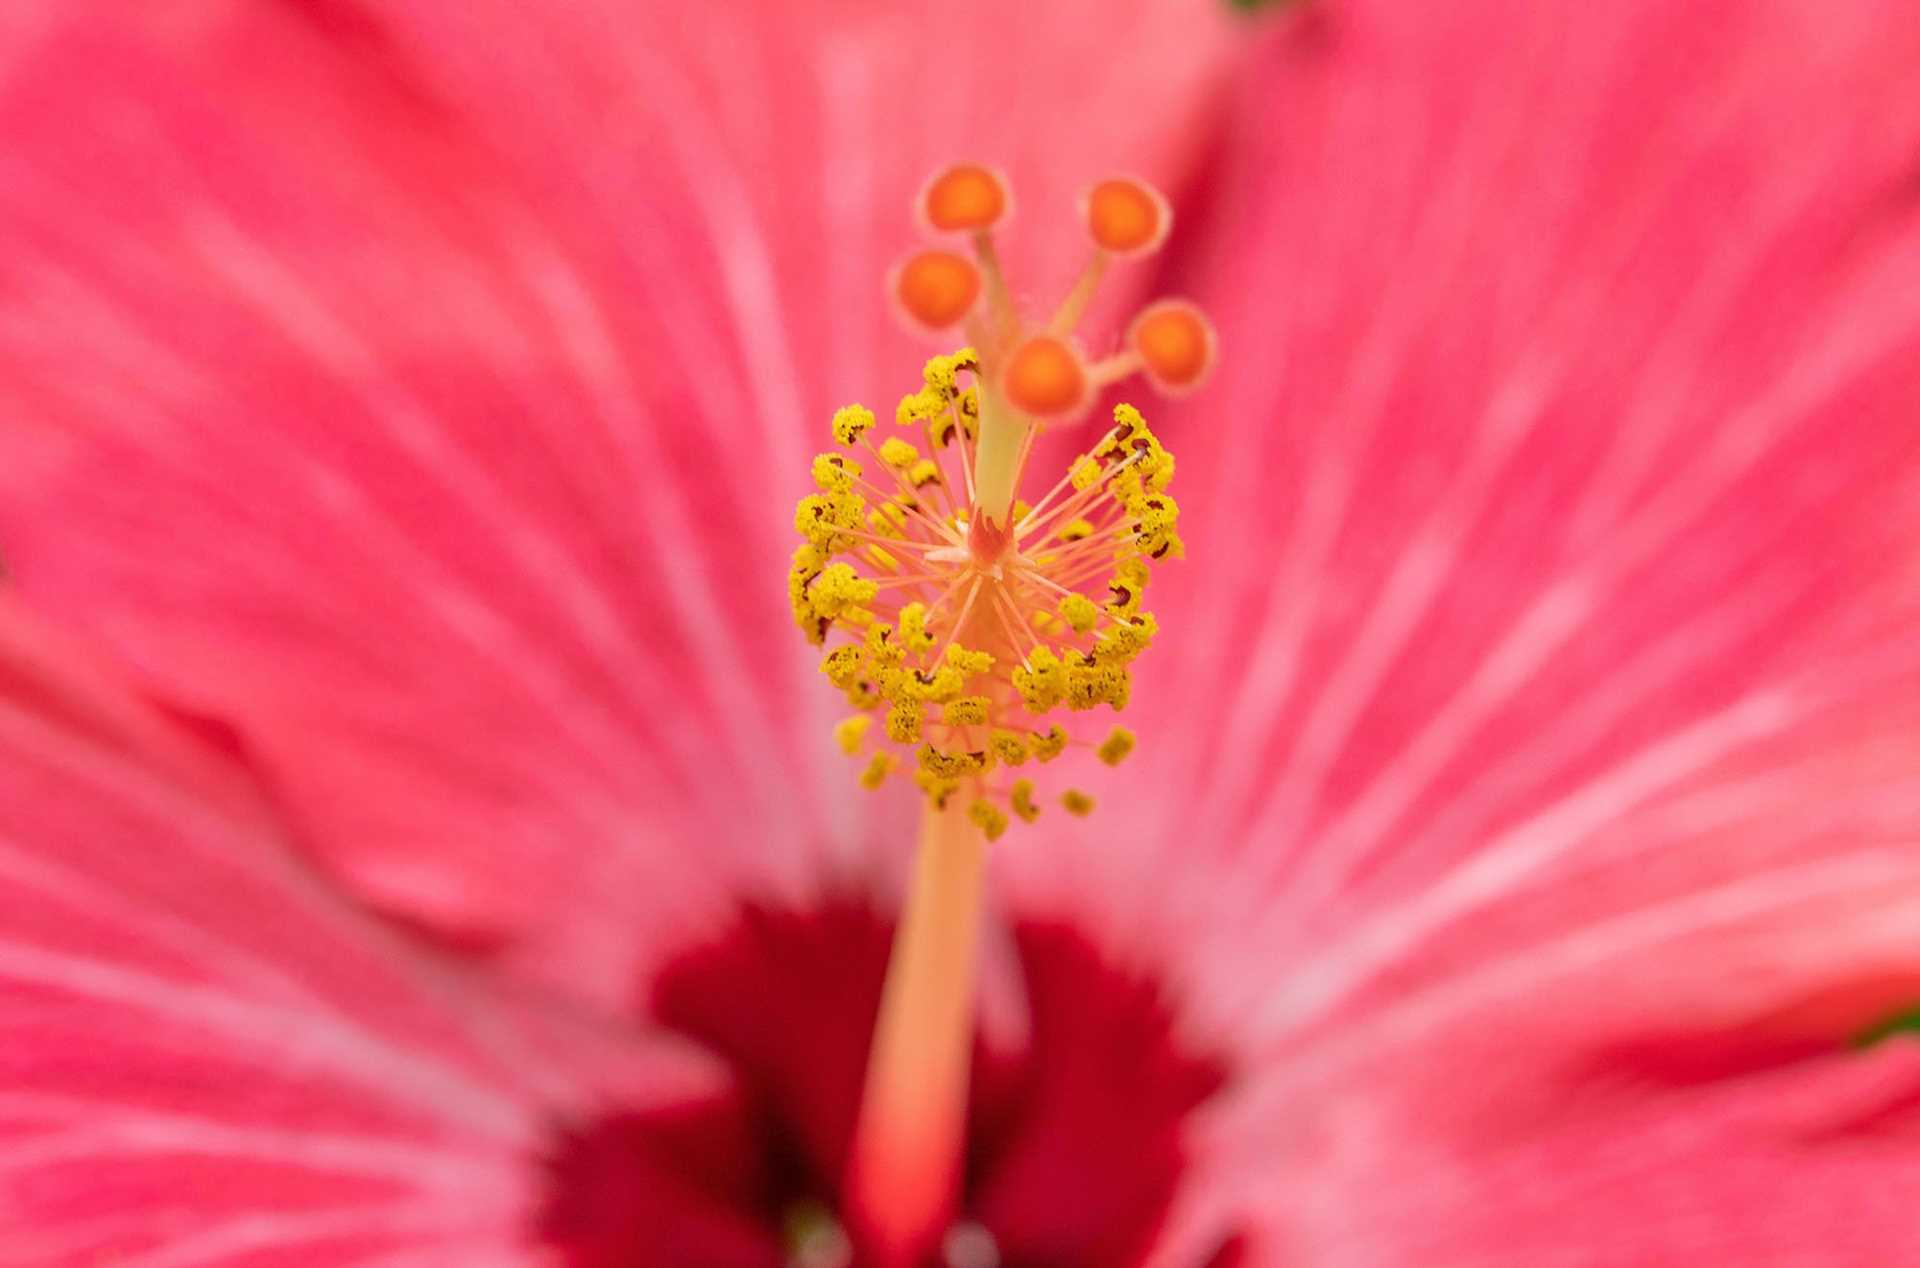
<box><xmin>846</xmin><ymin>795</ymin><xmax>990</xmax><ymax>1263</ymax></box>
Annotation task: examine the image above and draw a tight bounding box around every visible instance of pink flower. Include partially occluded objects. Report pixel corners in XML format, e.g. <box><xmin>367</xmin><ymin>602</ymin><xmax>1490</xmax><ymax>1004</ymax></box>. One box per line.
<box><xmin>3</xmin><ymin>0</ymin><xmax>1920</xmax><ymax>1264</ymax></box>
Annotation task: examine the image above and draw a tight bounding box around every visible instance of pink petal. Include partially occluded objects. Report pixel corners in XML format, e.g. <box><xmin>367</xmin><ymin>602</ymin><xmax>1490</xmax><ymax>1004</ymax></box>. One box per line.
<box><xmin>0</xmin><ymin>598</ymin><xmax>716</xmax><ymax>1265</ymax></box>
<box><xmin>1066</xmin><ymin>0</ymin><xmax>1920</xmax><ymax>1257</ymax></box>
<box><xmin>0</xmin><ymin>2</ymin><xmax>1246</xmax><ymax>991</ymax></box>
<box><xmin>1107</xmin><ymin>0</ymin><xmax>1920</xmax><ymax>1021</ymax></box>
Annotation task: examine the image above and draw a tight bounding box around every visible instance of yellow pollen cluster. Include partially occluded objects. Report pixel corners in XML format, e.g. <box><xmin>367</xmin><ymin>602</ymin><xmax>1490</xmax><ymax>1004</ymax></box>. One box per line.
<box><xmin>790</xmin><ymin>351</ymin><xmax>1183</xmax><ymax>836</ymax></box>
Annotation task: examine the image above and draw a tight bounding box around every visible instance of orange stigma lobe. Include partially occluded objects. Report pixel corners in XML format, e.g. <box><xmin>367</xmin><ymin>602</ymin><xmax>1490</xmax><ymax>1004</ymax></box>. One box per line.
<box><xmin>921</xmin><ymin>163</ymin><xmax>1010</xmax><ymax>233</ymax></box>
<box><xmin>893</xmin><ymin>250</ymin><xmax>982</xmax><ymax>331</ymax></box>
<box><xmin>1001</xmin><ymin>335</ymin><xmax>1088</xmax><ymax>418</ymax></box>
<box><xmin>1129</xmin><ymin>300</ymin><xmax>1216</xmax><ymax>394</ymax></box>
<box><xmin>1083</xmin><ymin>176</ymin><xmax>1170</xmax><ymax>256</ymax></box>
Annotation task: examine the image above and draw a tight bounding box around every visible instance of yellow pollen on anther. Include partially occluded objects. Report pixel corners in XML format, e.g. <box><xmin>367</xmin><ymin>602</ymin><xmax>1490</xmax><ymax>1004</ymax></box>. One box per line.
<box><xmin>860</xmin><ymin>751</ymin><xmax>897</xmax><ymax>789</ymax></box>
<box><xmin>791</xmin><ymin>160</ymin><xmax>1214</xmax><ymax>833</ymax></box>
<box><xmin>836</xmin><ymin>715</ymin><xmax>874</xmax><ymax>755</ymax></box>
<box><xmin>969</xmin><ymin>799</ymin><xmax>1010</xmax><ymax>842</ymax></box>
<box><xmin>1097</xmin><ymin>726</ymin><xmax>1136</xmax><ymax>766</ymax></box>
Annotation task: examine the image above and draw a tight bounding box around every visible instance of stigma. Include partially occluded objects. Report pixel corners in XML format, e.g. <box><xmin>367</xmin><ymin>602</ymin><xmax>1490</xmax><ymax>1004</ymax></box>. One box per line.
<box><xmin>790</xmin><ymin>164</ymin><xmax>1213</xmax><ymax>836</ymax></box>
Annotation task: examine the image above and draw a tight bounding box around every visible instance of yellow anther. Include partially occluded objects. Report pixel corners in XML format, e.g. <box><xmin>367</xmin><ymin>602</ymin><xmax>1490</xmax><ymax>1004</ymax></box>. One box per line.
<box><xmin>898</xmin><ymin>390</ymin><xmax>941</xmax><ymax>429</ymax></box>
<box><xmin>897</xmin><ymin>603</ymin><xmax>939</xmax><ymax>653</ymax></box>
<box><xmin>1058</xmin><ymin>593</ymin><xmax>1099</xmax><ymax>634</ymax></box>
<box><xmin>835</xmin><ymin>715</ymin><xmax>873</xmax><ymax>755</ymax></box>
<box><xmin>1069</xmin><ymin>455</ymin><xmax>1102</xmax><ymax>492</ymax></box>
<box><xmin>1131</xmin><ymin>492</ymin><xmax>1179</xmax><ymax>532</ymax></box>
<box><xmin>866</xmin><ymin>545</ymin><xmax>900</xmax><ymax>571</ymax></box>
<box><xmin>1065</xmin><ymin>660</ymin><xmax>1129</xmax><ymax>711</ymax></box>
<box><xmin>1010</xmin><ymin>779</ymin><xmax>1041</xmax><ymax>823</ymax></box>
<box><xmin>945</xmin><ymin>644</ymin><xmax>995</xmax><ymax>676</ymax></box>
<box><xmin>1105</xmin><ymin>568</ymin><xmax>1147</xmax><ymax>617</ymax></box>
<box><xmin>969</xmin><ymin>799</ymin><xmax>1009</xmax><ymax>842</ymax></box>
<box><xmin>1062</xmin><ymin>789</ymin><xmax>1097</xmax><ymax>816</ymax></box>
<box><xmin>794</xmin><ymin>492</ymin><xmax>864</xmax><ymax>552</ymax></box>
<box><xmin>908</xmin><ymin>458</ymin><xmax>941</xmax><ymax>488</ymax></box>
<box><xmin>1106</xmin><ymin>403</ymin><xmax>1150</xmax><ymax>451</ymax></box>
<box><xmin>1031</xmin><ymin>725</ymin><xmax>1069</xmax><ymax>762</ymax></box>
<box><xmin>897</xmin><ymin>664</ymin><xmax>965</xmax><ymax>703</ymax></box>
<box><xmin>844</xmin><ymin>679</ymin><xmax>881</xmax><ymax>710</ymax></box>
<box><xmin>821</xmin><ymin>646</ymin><xmax>865</xmax><ymax>689</ymax></box>
<box><xmin>922</xmin><ymin>350</ymin><xmax>973</xmax><ymax>398</ymax></box>
<box><xmin>886</xmin><ymin>700</ymin><xmax>923</xmax><ymax>744</ymax></box>
<box><xmin>812</xmin><ymin>452</ymin><xmax>860</xmax><ymax>492</ymax></box>
<box><xmin>919</xmin><ymin>744</ymin><xmax>989</xmax><ymax>779</ymax></box>
<box><xmin>790</xmin><ymin>545</ymin><xmax>828</xmax><ymax>637</ymax></box>
<box><xmin>832</xmin><ymin>404</ymin><xmax>876</xmax><ymax>445</ymax></box>
<box><xmin>942</xmin><ymin>696</ymin><xmax>991</xmax><ymax>727</ymax></box>
<box><xmin>1012</xmin><ymin>499</ymin><xmax>1033</xmax><ymax>521</ymax></box>
<box><xmin>860</xmin><ymin>751</ymin><xmax>897</xmax><ymax>789</ymax></box>
<box><xmin>1059</xmin><ymin>518</ymin><xmax>1095</xmax><ymax>542</ymax></box>
<box><xmin>791</xmin><ymin>541</ymin><xmax>829</xmax><ymax>574</ymax></box>
<box><xmin>1096</xmin><ymin>611</ymin><xmax>1158</xmax><ymax>662</ymax></box>
<box><xmin>879</xmin><ymin>437</ymin><xmax>919</xmax><ymax>469</ymax></box>
<box><xmin>808</xmin><ymin>563</ymin><xmax>878</xmax><ymax>620</ymax></box>
<box><xmin>1097</xmin><ymin>726</ymin><xmax>1136</xmax><ymax>766</ymax></box>
<box><xmin>929</xmin><ymin>407</ymin><xmax>975</xmax><ymax>448</ymax></box>
<box><xmin>916</xmin><ymin>770</ymin><xmax>961</xmax><ymax>809</ymax></box>
<box><xmin>990</xmin><ymin>729</ymin><xmax>1030</xmax><ymax>766</ymax></box>
<box><xmin>864</xmin><ymin>622</ymin><xmax>904</xmax><ymax>666</ymax></box>
<box><xmin>1012</xmin><ymin>647</ymin><xmax>1066</xmax><ymax>712</ymax></box>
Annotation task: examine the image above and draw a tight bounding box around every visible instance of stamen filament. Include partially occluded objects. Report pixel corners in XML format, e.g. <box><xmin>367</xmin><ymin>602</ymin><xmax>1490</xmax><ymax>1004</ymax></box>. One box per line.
<box><xmin>1016</xmin><ymin>448</ymin><xmax>1148</xmax><ymax>542</ymax></box>
<box><xmin>989</xmin><ymin>585</ymin><xmax>1045</xmax><ymax>658</ymax></box>
<box><xmin>851</xmin><ymin>470</ymin><xmax>965</xmax><ymax>545</ymax></box>
<box><xmin>837</xmin><ymin>526</ymin><xmax>948</xmax><ymax>553</ymax></box>
<box><xmin>1014</xmin><ymin>427</ymin><xmax>1121</xmax><ymax>530</ymax></box>
<box><xmin>846</xmin><ymin>796</ymin><xmax>988</xmax><ymax>1265</ymax></box>
<box><xmin>944</xmin><ymin>574</ymin><xmax>986</xmax><ymax>646</ymax></box>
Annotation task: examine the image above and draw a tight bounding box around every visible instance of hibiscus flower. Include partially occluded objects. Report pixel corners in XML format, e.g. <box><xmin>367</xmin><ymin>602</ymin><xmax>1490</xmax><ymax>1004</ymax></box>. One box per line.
<box><xmin>4</xmin><ymin>0</ymin><xmax>1920</xmax><ymax>1265</ymax></box>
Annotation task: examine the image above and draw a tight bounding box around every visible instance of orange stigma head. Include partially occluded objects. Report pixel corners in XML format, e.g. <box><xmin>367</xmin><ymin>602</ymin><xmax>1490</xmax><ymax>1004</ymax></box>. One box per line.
<box><xmin>920</xmin><ymin>163</ymin><xmax>1011</xmax><ymax>234</ymax></box>
<box><xmin>1001</xmin><ymin>335</ymin><xmax>1090</xmax><ymax>419</ymax></box>
<box><xmin>1083</xmin><ymin>176</ymin><xmax>1171</xmax><ymax>258</ymax></box>
<box><xmin>891</xmin><ymin>250</ymin><xmax>982</xmax><ymax>333</ymax></box>
<box><xmin>1128</xmin><ymin>300</ymin><xmax>1217</xmax><ymax>396</ymax></box>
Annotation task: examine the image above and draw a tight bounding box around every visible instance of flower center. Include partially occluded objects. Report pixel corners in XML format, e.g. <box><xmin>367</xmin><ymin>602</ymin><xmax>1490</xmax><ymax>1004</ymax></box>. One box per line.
<box><xmin>790</xmin><ymin>164</ymin><xmax>1217</xmax><ymax>835</ymax></box>
<box><xmin>534</xmin><ymin>901</ymin><xmax>1241</xmax><ymax>1268</ymax></box>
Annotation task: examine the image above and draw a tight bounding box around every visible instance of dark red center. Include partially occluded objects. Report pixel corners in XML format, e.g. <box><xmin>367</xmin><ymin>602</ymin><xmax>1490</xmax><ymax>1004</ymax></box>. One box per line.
<box><xmin>537</xmin><ymin>900</ymin><xmax>1242</xmax><ymax>1267</ymax></box>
